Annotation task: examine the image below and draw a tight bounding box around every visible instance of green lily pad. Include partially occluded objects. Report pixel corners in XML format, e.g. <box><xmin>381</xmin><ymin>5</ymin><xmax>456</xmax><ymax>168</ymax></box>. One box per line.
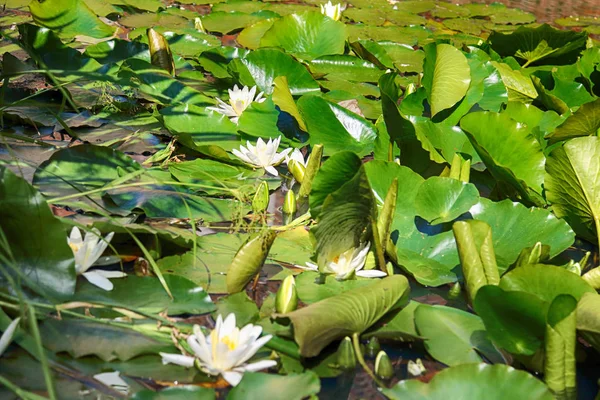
<box><xmin>0</xmin><ymin>167</ymin><xmax>76</xmax><ymax>300</ymax></box>
<box><xmin>545</xmin><ymin>136</ymin><xmax>600</xmax><ymax>247</ymax></box>
<box><xmin>73</xmin><ymin>274</ymin><xmax>216</xmax><ymax>316</ymax></box>
<box><xmin>298</xmin><ymin>95</ymin><xmax>377</xmax><ymax>156</ymax></box>
<box><xmin>230</xmin><ymin>48</ymin><xmax>320</xmax><ymax>95</ymax></box>
<box><xmin>474</xmin><ymin>285</ymin><xmax>547</xmax><ymax>355</ymax></box>
<box><xmin>415</xmin><ymin>177</ymin><xmax>480</xmax><ymax>225</ymax></box>
<box><xmin>39</xmin><ymin>319</ymin><xmax>174</xmax><ymax>361</ymax></box>
<box><xmin>460</xmin><ymin>111</ymin><xmax>545</xmax><ymax>205</ymax></box>
<box><xmin>30</xmin><ymin>0</ymin><xmax>114</xmax><ymax>39</ymax></box>
<box><xmin>260</xmin><ymin>11</ymin><xmax>347</xmax><ymax>60</ymax></box>
<box><xmin>228</xmin><ymin>372</ymin><xmax>320</xmax><ymax>400</ymax></box>
<box><xmin>382</xmin><ymin>363</ymin><xmax>553</xmax><ymax>400</ymax></box>
<box><xmin>279</xmin><ymin>275</ymin><xmax>410</xmax><ymax>357</ymax></box>
<box><xmin>487</xmin><ymin>24</ymin><xmax>588</xmax><ymax>66</ymax></box>
<box><xmin>309</xmin><ymin>55</ymin><xmax>385</xmax><ymax>83</ymax></box>
<box><xmin>546</xmin><ymin>98</ymin><xmax>600</xmax><ymax>143</ymax></box>
<box><xmin>422</xmin><ymin>43</ymin><xmax>471</xmax><ymax>117</ymax></box>
<box><xmin>415</xmin><ymin>304</ymin><xmax>504</xmax><ymax>366</ymax></box>
<box><xmin>33</xmin><ymin>144</ymin><xmax>142</xmax><ymax>213</ymax></box>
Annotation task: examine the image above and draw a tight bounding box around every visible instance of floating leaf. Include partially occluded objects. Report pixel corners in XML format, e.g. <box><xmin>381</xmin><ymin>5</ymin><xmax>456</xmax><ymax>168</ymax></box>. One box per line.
<box><xmin>546</xmin><ymin>98</ymin><xmax>600</xmax><ymax>143</ymax></box>
<box><xmin>474</xmin><ymin>285</ymin><xmax>546</xmax><ymax>355</ymax></box>
<box><xmin>279</xmin><ymin>275</ymin><xmax>409</xmax><ymax>357</ymax></box>
<box><xmin>460</xmin><ymin>111</ymin><xmax>545</xmax><ymax>205</ymax></box>
<box><xmin>422</xmin><ymin>43</ymin><xmax>471</xmax><ymax>117</ymax></box>
<box><xmin>545</xmin><ymin>136</ymin><xmax>600</xmax><ymax>247</ymax></box>
<box><xmin>382</xmin><ymin>363</ymin><xmax>553</xmax><ymax>400</ymax></box>
<box><xmin>415</xmin><ymin>177</ymin><xmax>479</xmax><ymax>224</ymax></box>
<box><xmin>0</xmin><ymin>167</ymin><xmax>75</xmax><ymax>299</ymax></box>
<box><xmin>228</xmin><ymin>372</ymin><xmax>320</xmax><ymax>400</ymax></box>
<box><xmin>415</xmin><ymin>304</ymin><xmax>504</xmax><ymax>366</ymax></box>
<box><xmin>30</xmin><ymin>0</ymin><xmax>114</xmax><ymax>39</ymax></box>
<box><xmin>260</xmin><ymin>11</ymin><xmax>347</xmax><ymax>60</ymax></box>
<box><xmin>487</xmin><ymin>24</ymin><xmax>588</xmax><ymax>66</ymax></box>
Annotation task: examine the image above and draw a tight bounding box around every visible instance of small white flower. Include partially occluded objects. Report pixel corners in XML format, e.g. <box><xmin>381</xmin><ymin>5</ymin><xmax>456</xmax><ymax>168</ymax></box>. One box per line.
<box><xmin>207</xmin><ymin>85</ymin><xmax>265</xmax><ymax>124</ymax></box>
<box><xmin>320</xmin><ymin>1</ymin><xmax>345</xmax><ymax>21</ymax></box>
<box><xmin>68</xmin><ymin>227</ymin><xmax>126</xmax><ymax>291</ymax></box>
<box><xmin>285</xmin><ymin>148</ymin><xmax>308</xmax><ymax>167</ymax></box>
<box><xmin>232</xmin><ymin>136</ymin><xmax>292</xmax><ymax>176</ymax></box>
<box><xmin>160</xmin><ymin>314</ymin><xmax>277</xmax><ymax>387</ymax></box>
<box><xmin>0</xmin><ymin>317</ymin><xmax>20</xmax><ymax>357</ymax></box>
<box><xmin>407</xmin><ymin>358</ymin><xmax>426</xmax><ymax>376</ymax></box>
<box><xmin>296</xmin><ymin>242</ymin><xmax>387</xmax><ymax>281</ymax></box>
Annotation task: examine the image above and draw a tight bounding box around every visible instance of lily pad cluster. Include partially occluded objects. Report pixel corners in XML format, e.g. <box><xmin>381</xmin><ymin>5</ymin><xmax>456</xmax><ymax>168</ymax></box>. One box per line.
<box><xmin>1</xmin><ymin>0</ymin><xmax>600</xmax><ymax>399</ymax></box>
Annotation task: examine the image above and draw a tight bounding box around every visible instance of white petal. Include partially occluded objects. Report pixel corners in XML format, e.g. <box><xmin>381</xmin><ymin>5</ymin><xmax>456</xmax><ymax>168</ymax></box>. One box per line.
<box><xmin>160</xmin><ymin>353</ymin><xmax>195</xmax><ymax>368</ymax></box>
<box><xmin>0</xmin><ymin>317</ymin><xmax>20</xmax><ymax>357</ymax></box>
<box><xmin>93</xmin><ymin>270</ymin><xmax>127</xmax><ymax>279</ymax></box>
<box><xmin>356</xmin><ymin>270</ymin><xmax>387</xmax><ymax>278</ymax></box>
<box><xmin>222</xmin><ymin>371</ymin><xmax>244</xmax><ymax>387</ymax></box>
<box><xmin>189</xmin><ymin>333</ymin><xmax>212</xmax><ymax>365</ymax></box>
<box><xmin>235</xmin><ymin>334</ymin><xmax>272</xmax><ymax>365</ymax></box>
<box><xmin>232</xmin><ymin>149</ymin><xmax>253</xmax><ymax>165</ymax></box>
<box><xmin>264</xmin><ymin>166</ymin><xmax>279</xmax><ymax>176</ymax></box>
<box><xmin>295</xmin><ymin>262</ymin><xmax>318</xmax><ymax>271</ymax></box>
<box><xmin>69</xmin><ymin>227</ymin><xmax>83</xmax><ymax>245</ymax></box>
<box><xmin>93</xmin><ymin>371</ymin><xmax>129</xmax><ymax>395</ymax></box>
<box><xmin>239</xmin><ymin>359</ymin><xmax>277</xmax><ymax>372</ymax></box>
<box><xmin>82</xmin><ymin>271</ymin><xmax>114</xmax><ymax>291</ymax></box>
<box><xmin>221</xmin><ymin>314</ymin><xmax>237</xmax><ymax>336</ymax></box>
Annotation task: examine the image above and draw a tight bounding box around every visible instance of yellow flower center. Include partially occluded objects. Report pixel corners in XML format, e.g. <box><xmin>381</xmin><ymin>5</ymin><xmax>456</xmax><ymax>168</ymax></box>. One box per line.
<box><xmin>220</xmin><ymin>335</ymin><xmax>238</xmax><ymax>351</ymax></box>
<box><xmin>69</xmin><ymin>243</ymin><xmax>81</xmax><ymax>253</ymax></box>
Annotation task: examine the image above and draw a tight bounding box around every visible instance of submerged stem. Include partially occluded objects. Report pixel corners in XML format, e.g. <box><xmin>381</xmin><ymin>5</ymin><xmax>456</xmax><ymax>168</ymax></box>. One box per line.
<box><xmin>352</xmin><ymin>332</ymin><xmax>386</xmax><ymax>388</ymax></box>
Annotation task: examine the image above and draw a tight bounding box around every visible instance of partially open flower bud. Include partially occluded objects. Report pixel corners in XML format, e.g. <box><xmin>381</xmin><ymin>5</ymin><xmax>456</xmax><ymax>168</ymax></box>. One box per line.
<box><xmin>375</xmin><ymin>351</ymin><xmax>394</xmax><ymax>380</ymax></box>
<box><xmin>287</xmin><ymin>159</ymin><xmax>306</xmax><ymax>183</ymax></box>
<box><xmin>275</xmin><ymin>275</ymin><xmax>298</xmax><ymax>314</ymax></box>
<box><xmin>252</xmin><ymin>181</ymin><xmax>270</xmax><ymax>214</ymax></box>
<box><xmin>407</xmin><ymin>358</ymin><xmax>426</xmax><ymax>377</ymax></box>
<box><xmin>337</xmin><ymin>337</ymin><xmax>356</xmax><ymax>370</ymax></box>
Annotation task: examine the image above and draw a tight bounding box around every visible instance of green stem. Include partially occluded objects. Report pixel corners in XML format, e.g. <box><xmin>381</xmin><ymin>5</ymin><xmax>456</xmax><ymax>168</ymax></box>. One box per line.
<box><xmin>0</xmin><ymin>375</ymin><xmax>49</xmax><ymax>400</ymax></box>
<box><xmin>27</xmin><ymin>306</ymin><xmax>57</xmax><ymax>400</ymax></box>
<box><xmin>387</xmin><ymin>140</ymin><xmax>393</xmax><ymax>163</ymax></box>
<box><xmin>352</xmin><ymin>333</ymin><xmax>385</xmax><ymax>388</ymax></box>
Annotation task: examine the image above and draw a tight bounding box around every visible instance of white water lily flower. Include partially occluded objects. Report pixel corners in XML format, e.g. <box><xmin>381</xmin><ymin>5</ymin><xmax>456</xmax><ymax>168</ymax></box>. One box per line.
<box><xmin>160</xmin><ymin>314</ymin><xmax>277</xmax><ymax>387</ymax></box>
<box><xmin>0</xmin><ymin>317</ymin><xmax>20</xmax><ymax>357</ymax></box>
<box><xmin>207</xmin><ymin>85</ymin><xmax>265</xmax><ymax>124</ymax></box>
<box><xmin>285</xmin><ymin>148</ymin><xmax>308</xmax><ymax>167</ymax></box>
<box><xmin>320</xmin><ymin>1</ymin><xmax>345</xmax><ymax>21</ymax></box>
<box><xmin>296</xmin><ymin>242</ymin><xmax>387</xmax><ymax>280</ymax></box>
<box><xmin>232</xmin><ymin>136</ymin><xmax>292</xmax><ymax>176</ymax></box>
<box><xmin>68</xmin><ymin>227</ymin><xmax>126</xmax><ymax>291</ymax></box>
<box><xmin>407</xmin><ymin>358</ymin><xmax>426</xmax><ymax>376</ymax></box>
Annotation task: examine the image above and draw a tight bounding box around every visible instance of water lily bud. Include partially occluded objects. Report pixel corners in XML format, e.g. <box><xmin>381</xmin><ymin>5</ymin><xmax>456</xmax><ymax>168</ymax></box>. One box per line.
<box><xmin>365</xmin><ymin>337</ymin><xmax>381</xmax><ymax>358</ymax></box>
<box><xmin>283</xmin><ymin>190</ymin><xmax>296</xmax><ymax>216</ymax></box>
<box><xmin>515</xmin><ymin>242</ymin><xmax>550</xmax><ymax>268</ymax></box>
<box><xmin>460</xmin><ymin>158</ymin><xmax>471</xmax><ymax>183</ymax></box>
<box><xmin>287</xmin><ymin>159</ymin><xmax>305</xmax><ymax>183</ymax></box>
<box><xmin>275</xmin><ymin>275</ymin><xmax>298</xmax><ymax>314</ymax></box>
<box><xmin>147</xmin><ymin>28</ymin><xmax>175</xmax><ymax>76</ymax></box>
<box><xmin>298</xmin><ymin>144</ymin><xmax>323</xmax><ymax>198</ymax></box>
<box><xmin>448</xmin><ymin>282</ymin><xmax>461</xmax><ymax>299</ymax></box>
<box><xmin>336</xmin><ymin>337</ymin><xmax>356</xmax><ymax>370</ymax></box>
<box><xmin>375</xmin><ymin>351</ymin><xmax>394</xmax><ymax>380</ymax></box>
<box><xmin>252</xmin><ymin>181</ymin><xmax>270</xmax><ymax>214</ymax></box>
<box><xmin>407</xmin><ymin>358</ymin><xmax>426</xmax><ymax>377</ymax></box>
